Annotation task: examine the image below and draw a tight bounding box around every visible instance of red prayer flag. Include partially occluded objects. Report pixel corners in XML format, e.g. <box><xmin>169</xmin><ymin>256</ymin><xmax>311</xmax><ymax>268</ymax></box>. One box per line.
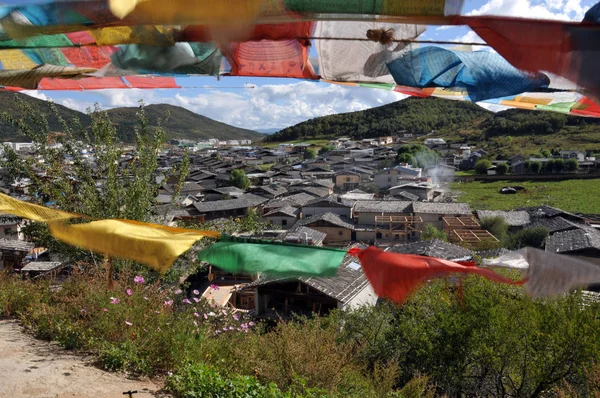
<box><xmin>124</xmin><ymin>76</ymin><xmax>180</xmax><ymax>89</ymax></box>
<box><xmin>348</xmin><ymin>246</ymin><xmax>525</xmax><ymax>305</ymax></box>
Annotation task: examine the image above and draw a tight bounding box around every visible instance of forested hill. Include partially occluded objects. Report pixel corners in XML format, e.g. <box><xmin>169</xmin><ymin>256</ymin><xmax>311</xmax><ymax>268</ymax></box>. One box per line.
<box><xmin>265</xmin><ymin>97</ymin><xmax>492</xmax><ymax>141</ymax></box>
<box><xmin>0</xmin><ymin>92</ymin><xmax>263</xmax><ymax>143</ymax></box>
<box><xmin>264</xmin><ymin>97</ymin><xmax>600</xmax><ymax>150</ymax></box>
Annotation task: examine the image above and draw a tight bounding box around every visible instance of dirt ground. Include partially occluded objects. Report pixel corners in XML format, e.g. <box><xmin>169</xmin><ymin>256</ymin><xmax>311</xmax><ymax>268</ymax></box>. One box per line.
<box><xmin>0</xmin><ymin>320</ymin><xmax>169</xmax><ymax>398</ymax></box>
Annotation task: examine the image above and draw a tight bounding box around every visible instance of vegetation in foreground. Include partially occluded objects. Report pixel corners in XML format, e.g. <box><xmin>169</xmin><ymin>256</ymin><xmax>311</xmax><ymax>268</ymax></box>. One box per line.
<box><xmin>452</xmin><ymin>179</ymin><xmax>600</xmax><ymax>214</ymax></box>
<box><xmin>2</xmin><ymin>270</ymin><xmax>600</xmax><ymax>397</ymax></box>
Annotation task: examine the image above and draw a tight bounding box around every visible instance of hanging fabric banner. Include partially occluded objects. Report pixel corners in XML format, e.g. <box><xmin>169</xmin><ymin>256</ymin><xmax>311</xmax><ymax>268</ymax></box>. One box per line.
<box><xmin>386</xmin><ymin>46</ymin><xmax>551</xmax><ymax>102</ymax></box>
<box><xmin>50</xmin><ymin>219</ymin><xmax>219</xmax><ymax>272</ymax></box>
<box><xmin>315</xmin><ymin>22</ymin><xmax>426</xmax><ymax>83</ymax></box>
<box><xmin>484</xmin><ymin>247</ymin><xmax>600</xmax><ymax>298</ymax></box>
<box><xmin>197</xmin><ymin>236</ymin><xmax>346</xmax><ymax>277</ymax></box>
<box><xmin>349</xmin><ymin>246</ymin><xmax>525</xmax><ymax>304</ymax></box>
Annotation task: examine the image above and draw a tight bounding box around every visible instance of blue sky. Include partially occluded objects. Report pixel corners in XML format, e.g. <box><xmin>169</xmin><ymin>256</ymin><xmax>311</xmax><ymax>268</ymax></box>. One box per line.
<box><xmin>17</xmin><ymin>0</ymin><xmax>598</xmax><ymax>131</ymax></box>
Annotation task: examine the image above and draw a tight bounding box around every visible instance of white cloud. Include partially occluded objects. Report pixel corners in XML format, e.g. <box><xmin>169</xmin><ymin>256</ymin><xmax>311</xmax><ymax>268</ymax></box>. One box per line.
<box><xmin>467</xmin><ymin>0</ymin><xmax>585</xmax><ymax>21</ymax></box>
<box><xmin>435</xmin><ymin>25</ymin><xmax>455</xmax><ymax>31</ymax></box>
<box><xmin>22</xmin><ymin>90</ymin><xmax>52</xmax><ymax>102</ymax></box>
<box><xmin>41</xmin><ymin>82</ymin><xmax>407</xmax><ymax>130</ymax></box>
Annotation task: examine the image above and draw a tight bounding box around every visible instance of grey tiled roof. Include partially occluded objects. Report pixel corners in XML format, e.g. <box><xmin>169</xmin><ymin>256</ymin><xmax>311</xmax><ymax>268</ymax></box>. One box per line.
<box><xmin>263</xmin><ymin>206</ymin><xmax>300</xmax><ymax>218</ymax></box>
<box><xmin>545</xmin><ymin>227</ymin><xmax>600</xmax><ymax>253</ymax></box>
<box><xmin>354</xmin><ymin>200</ymin><xmax>412</xmax><ymax>213</ymax></box>
<box><xmin>304</xmin><ymin>195</ymin><xmax>352</xmax><ymax>208</ymax></box>
<box><xmin>21</xmin><ymin>261</ymin><xmax>63</xmax><ymax>272</ymax></box>
<box><xmin>528</xmin><ymin>216</ymin><xmax>581</xmax><ymax>234</ymax></box>
<box><xmin>256</xmin><ymin>185</ymin><xmax>288</xmax><ymax>197</ymax></box>
<box><xmin>386</xmin><ymin>239</ymin><xmax>473</xmax><ymax>261</ymax></box>
<box><xmin>213</xmin><ymin>186</ymin><xmax>245</xmax><ymax>195</ymax></box>
<box><xmin>264</xmin><ymin>193</ymin><xmax>316</xmax><ymax>209</ymax></box>
<box><xmin>247</xmin><ymin>244</ymin><xmax>370</xmax><ymax>304</ymax></box>
<box><xmin>296</xmin><ymin>212</ymin><xmax>355</xmax><ymax>230</ymax></box>
<box><xmin>390</xmin><ymin>191</ymin><xmax>419</xmax><ymax>201</ymax></box>
<box><xmin>0</xmin><ymin>239</ymin><xmax>34</xmax><ymax>251</ymax></box>
<box><xmin>301</xmin><ymin>186</ymin><xmax>331</xmax><ymax>198</ymax></box>
<box><xmin>412</xmin><ymin>202</ymin><xmax>472</xmax><ymax>215</ymax></box>
<box><xmin>193</xmin><ymin>194</ymin><xmax>267</xmax><ymax>213</ymax></box>
<box><xmin>477</xmin><ymin>210</ymin><xmax>531</xmax><ymax>227</ymax></box>
<box><xmin>282</xmin><ymin>226</ymin><xmax>327</xmax><ymax>246</ymax></box>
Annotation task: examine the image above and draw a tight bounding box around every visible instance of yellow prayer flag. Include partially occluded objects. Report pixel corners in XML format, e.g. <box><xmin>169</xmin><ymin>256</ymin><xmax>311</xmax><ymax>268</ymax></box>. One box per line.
<box><xmin>0</xmin><ymin>193</ymin><xmax>80</xmax><ymax>222</ymax></box>
<box><xmin>49</xmin><ymin>219</ymin><xmax>220</xmax><ymax>272</ymax></box>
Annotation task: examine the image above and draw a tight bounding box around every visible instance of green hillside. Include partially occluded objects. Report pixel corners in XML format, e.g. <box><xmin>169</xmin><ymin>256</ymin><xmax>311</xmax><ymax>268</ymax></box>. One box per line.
<box><xmin>266</xmin><ymin>97</ymin><xmax>600</xmax><ymax>157</ymax></box>
<box><xmin>0</xmin><ymin>92</ymin><xmax>263</xmax><ymax>143</ymax></box>
<box><xmin>106</xmin><ymin>104</ymin><xmax>263</xmax><ymax>142</ymax></box>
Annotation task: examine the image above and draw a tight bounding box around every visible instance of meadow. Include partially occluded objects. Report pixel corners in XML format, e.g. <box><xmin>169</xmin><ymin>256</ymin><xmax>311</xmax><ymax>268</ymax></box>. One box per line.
<box><xmin>452</xmin><ymin>178</ymin><xmax>600</xmax><ymax>214</ymax></box>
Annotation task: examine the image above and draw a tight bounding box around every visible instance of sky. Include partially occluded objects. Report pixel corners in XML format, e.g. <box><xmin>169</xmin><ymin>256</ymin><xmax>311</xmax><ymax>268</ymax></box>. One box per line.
<box><xmin>15</xmin><ymin>0</ymin><xmax>599</xmax><ymax>132</ymax></box>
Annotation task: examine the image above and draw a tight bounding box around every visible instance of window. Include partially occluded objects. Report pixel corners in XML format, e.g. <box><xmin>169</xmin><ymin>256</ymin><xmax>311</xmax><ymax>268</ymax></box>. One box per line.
<box><xmin>345</xmin><ymin>177</ymin><xmax>350</xmax><ymax>182</ymax></box>
<box><xmin>338</xmin><ymin>230</ymin><xmax>343</xmax><ymax>236</ymax></box>
<box><xmin>281</xmin><ymin>219</ymin><xmax>287</xmax><ymax>226</ymax></box>
<box><xmin>387</xmin><ymin>177</ymin><xmax>392</xmax><ymax>183</ymax></box>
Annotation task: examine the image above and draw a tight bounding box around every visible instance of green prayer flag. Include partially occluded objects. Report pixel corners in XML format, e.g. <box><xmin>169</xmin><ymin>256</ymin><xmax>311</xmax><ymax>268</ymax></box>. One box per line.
<box><xmin>197</xmin><ymin>239</ymin><xmax>347</xmax><ymax>277</ymax></box>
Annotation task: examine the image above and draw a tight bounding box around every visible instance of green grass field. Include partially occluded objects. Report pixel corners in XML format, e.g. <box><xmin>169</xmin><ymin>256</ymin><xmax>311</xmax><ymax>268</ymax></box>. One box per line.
<box><xmin>260</xmin><ymin>139</ymin><xmax>331</xmax><ymax>149</ymax></box>
<box><xmin>452</xmin><ymin>179</ymin><xmax>600</xmax><ymax>214</ymax></box>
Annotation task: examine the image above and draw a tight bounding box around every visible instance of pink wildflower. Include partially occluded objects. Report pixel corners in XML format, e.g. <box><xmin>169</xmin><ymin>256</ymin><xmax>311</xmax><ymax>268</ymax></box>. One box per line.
<box><xmin>174</xmin><ymin>289</ymin><xmax>183</xmax><ymax>295</ymax></box>
<box><xmin>203</xmin><ymin>313</ymin><xmax>208</xmax><ymax>319</ymax></box>
<box><xmin>208</xmin><ymin>312</ymin><xmax>216</xmax><ymax>317</ymax></box>
<box><xmin>193</xmin><ymin>297</ymin><xmax>200</xmax><ymax>303</ymax></box>
<box><xmin>193</xmin><ymin>289</ymin><xmax>200</xmax><ymax>295</ymax></box>
<box><xmin>228</xmin><ymin>326</ymin><xmax>235</xmax><ymax>331</ymax></box>
<box><xmin>163</xmin><ymin>300</ymin><xmax>173</xmax><ymax>307</ymax></box>
<box><xmin>215</xmin><ymin>330</ymin><xmax>221</xmax><ymax>335</ymax></box>
<box><xmin>248</xmin><ymin>321</ymin><xmax>255</xmax><ymax>327</ymax></box>
<box><xmin>126</xmin><ymin>289</ymin><xmax>133</xmax><ymax>296</ymax></box>
<box><xmin>233</xmin><ymin>313</ymin><xmax>240</xmax><ymax>321</ymax></box>
<box><xmin>125</xmin><ymin>321</ymin><xmax>133</xmax><ymax>326</ymax></box>
<box><xmin>221</xmin><ymin>309</ymin><xmax>228</xmax><ymax>316</ymax></box>
<box><xmin>80</xmin><ymin>308</ymin><xmax>86</xmax><ymax>314</ymax></box>
<box><xmin>110</xmin><ymin>297</ymin><xmax>120</xmax><ymax>305</ymax></box>
<box><xmin>182</xmin><ymin>298</ymin><xmax>192</xmax><ymax>304</ymax></box>
<box><xmin>223</xmin><ymin>327</ymin><xmax>228</xmax><ymax>331</ymax></box>
<box><xmin>194</xmin><ymin>312</ymin><xmax>200</xmax><ymax>318</ymax></box>
<box><xmin>210</xmin><ymin>284</ymin><xmax>220</xmax><ymax>291</ymax></box>
<box><xmin>143</xmin><ymin>296</ymin><xmax>149</xmax><ymax>301</ymax></box>
<box><xmin>103</xmin><ymin>308</ymin><xmax>108</xmax><ymax>312</ymax></box>
<box><xmin>193</xmin><ymin>320</ymin><xmax>198</xmax><ymax>327</ymax></box>
<box><xmin>134</xmin><ymin>275</ymin><xmax>145</xmax><ymax>284</ymax></box>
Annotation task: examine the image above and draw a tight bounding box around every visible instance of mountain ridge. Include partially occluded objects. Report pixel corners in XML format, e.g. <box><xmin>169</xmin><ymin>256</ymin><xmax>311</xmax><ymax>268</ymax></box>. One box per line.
<box><xmin>0</xmin><ymin>92</ymin><xmax>263</xmax><ymax>143</ymax></box>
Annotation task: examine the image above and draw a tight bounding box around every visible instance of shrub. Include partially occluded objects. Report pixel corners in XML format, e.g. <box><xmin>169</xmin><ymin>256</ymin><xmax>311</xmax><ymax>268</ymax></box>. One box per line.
<box><xmin>480</xmin><ymin>216</ymin><xmax>509</xmax><ymax>242</ymax></box>
<box><xmin>304</xmin><ymin>148</ymin><xmax>316</xmax><ymax>160</ymax></box>
<box><xmin>530</xmin><ymin>160</ymin><xmax>542</xmax><ymax>173</ymax></box>
<box><xmin>421</xmin><ymin>224</ymin><xmax>447</xmax><ymax>241</ymax></box>
<box><xmin>567</xmin><ymin>158</ymin><xmax>579</xmax><ymax>172</ymax></box>
<box><xmin>474</xmin><ymin>159</ymin><xmax>492</xmax><ymax>174</ymax></box>
<box><xmin>496</xmin><ymin>162</ymin><xmax>509</xmax><ymax>175</ymax></box>
<box><xmin>230</xmin><ymin>169</ymin><xmax>250</xmax><ymax>190</ymax></box>
<box><xmin>506</xmin><ymin>226</ymin><xmax>549</xmax><ymax>249</ymax></box>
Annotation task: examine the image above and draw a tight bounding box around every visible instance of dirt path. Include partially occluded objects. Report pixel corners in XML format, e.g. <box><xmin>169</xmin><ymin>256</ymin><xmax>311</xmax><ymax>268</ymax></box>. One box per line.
<box><xmin>0</xmin><ymin>320</ymin><xmax>169</xmax><ymax>398</ymax></box>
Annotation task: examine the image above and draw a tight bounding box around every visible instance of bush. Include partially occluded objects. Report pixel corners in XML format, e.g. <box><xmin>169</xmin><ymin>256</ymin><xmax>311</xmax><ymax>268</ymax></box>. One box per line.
<box><xmin>421</xmin><ymin>224</ymin><xmax>447</xmax><ymax>241</ymax></box>
<box><xmin>530</xmin><ymin>160</ymin><xmax>542</xmax><ymax>173</ymax></box>
<box><xmin>506</xmin><ymin>226</ymin><xmax>549</xmax><ymax>249</ymax></box>
<box><xmin>230</xmin><ymin>169</ymin><xmax>250</xmax><ymax>190</ymax></box>
<box><xmin>567</xmin><ymin>158</ymin><xmax>579</xmax><ymax>172</ymax></box>
<box><xmin>496</xmin><ymin>162</ymin><xmax>509</xmax><ymax>175</ymax></box>
<box><xmin>474</xmin><ymin>159</ymin><xmax>492</xmax><ymax>174</ymax></box>
<box><xmin>304</xmin><ymin>148</ymin><xmax>317</xmax><ymax>160</ymax></box>
<box><xmin>480</xmin><ymin>216</ymin><xmax>509</xmax><ymax>242</ymax></box>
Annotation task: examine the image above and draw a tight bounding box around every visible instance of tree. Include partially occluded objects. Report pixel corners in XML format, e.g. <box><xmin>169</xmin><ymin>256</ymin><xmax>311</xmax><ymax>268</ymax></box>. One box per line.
<box><xmin>0</xmin><ymin>100</ymin><xmax>188</xmax><ymax>267</ymax></box>
<box><xmin>544</xmin><ymin>159</ymin><xmax>556</xmax><ymax>174</ymax></box>
<box><xmin>566</xmin><ymin>158</ymin><xmax>579</xmax><ymax>172</ymax></box>
<box><xmin>229</xmin><ymin>169</ymin><xmax>250</xmax><ymax>190</ymax></box>
<box><xmin>304</xmin><ymin>147</ymin><xmax>316</xmax><ymax>160</ymax></box>
<box><xmin>421</xmin><ymin>224</ymin><xmax>447</xmax><ymax>241</ymax></box>
<box><xmin>506</xmin><ymin>226</ymin><xmax>549</xmax><ymax>249</ymax></box>
<box><xmin>540</xmin><ymin>149</ymin><xmax>552</xmax><ymax>158</ymax></box>
<box><xmin>530</xmin><ymin>160</ymin><xmax>542</xmax><ymax>173</ymax></box>
<box><xmin>358</xmin><ymin>182</ymin><xmax>379</xmax><ymax>194</ymax></box>
<box><xmin>480</xmin><ymin>216</ymin><xmax>509</xmax><ymax>242</ymax></box>
<box><xmin>554</xmin><ymin>158</ymin><xmax>565</xmax><ymax>173</ymax></box>
<box><xmin>474</xmin><ymin>159</ymin><xmax>492</xmax><ymax>174</ymax></box>
<box><xmin>318</xmin><ymin>145</ymin><xmax>334</xmax><ymax>156</ymax></box>
<box><xmin>496</xmin><ymin>162</ymin><xmax>509</xmax><ymax>175</ymax></box>
<box><xmin>397</xmin><ymin>153</ymin><xmax>417</xmax><ymax>167</ymax></box>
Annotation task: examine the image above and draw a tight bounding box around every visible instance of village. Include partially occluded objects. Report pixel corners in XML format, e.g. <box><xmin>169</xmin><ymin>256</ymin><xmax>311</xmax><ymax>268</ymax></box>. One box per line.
<box><xmin>2</xmin><ymin>134</ymin><xmax>600</xmax><ymax>322</ymax></box>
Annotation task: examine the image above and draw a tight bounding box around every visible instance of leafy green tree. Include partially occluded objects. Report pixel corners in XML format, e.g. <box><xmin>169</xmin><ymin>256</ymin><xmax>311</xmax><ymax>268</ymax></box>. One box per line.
<box><xmin>530</xmin><ymin>160</ymin><xmax>542</xmax><ymax>173</ymax></box>
<box><xmin>554</xmin><ymin>158</ymin><xmax>565</xmax><ymax>173</ymax></box>
<box><xmin>480</xmin><ymin>216</ymin><xmax>509</xmax><ymax>242</ymax></box>
<box><xmin>496</xmin><ymin>162</ymin><xmax>509</xmax><ymax>175</ymax></box>
<box><xmin>396</xmin><ymin>153</ymin><xmax>417</xmax><ymax>167</ymax></box>
<box><xmin>540</xmin><ymin>149</ymin><xmax>552</xmax><ymax>158</ymax></box>
<box><xmin>544</xmin><ymin>159</ymin><xmax>556</xmax><ymax>174</ymax></box>
<box><xmin>566</xmin><ymin>158</ymin><xmax>579</xmax><ymax>172</ymax></box>
<box><xmin>318</xmin><ymin>145</ymin><xmax>334</xmax><ymax>156</ymax></box>
<box><xmin>304</xmin><ymin>147</ymin><xmax>316</xmax><ymax>160</ymax></box>
<box><xmin>229</xmin><ymin>169</ymin><xmax>250</xmax><ymax>190</ymax></box>
<box><xmin>506</xmin><ymin>226</ymin><xmax>549</xmax><ymax>249</ymax></box>
<box><xmin>358</xmin><ymin>183</ymin><xmax>379</xmax><ymax>194</ymax></box>
<box><xmin>524</xmin><ymin>160</ymin><xmax>532</xmax><ymax>172</ymax></box>
<box><xmin>0</xmin><ymin>100</ymin><xmax>188</xmax><ymax>266</ymax></box>
<box><xmin>421</xmin><ymin>224</ymin><xmax>447</xmax><ymax>241</ymax></box>
<box><xmin>474</xmin><ymin>159</ymin><xmax>492</xmax><ymax>174</ymax></box>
